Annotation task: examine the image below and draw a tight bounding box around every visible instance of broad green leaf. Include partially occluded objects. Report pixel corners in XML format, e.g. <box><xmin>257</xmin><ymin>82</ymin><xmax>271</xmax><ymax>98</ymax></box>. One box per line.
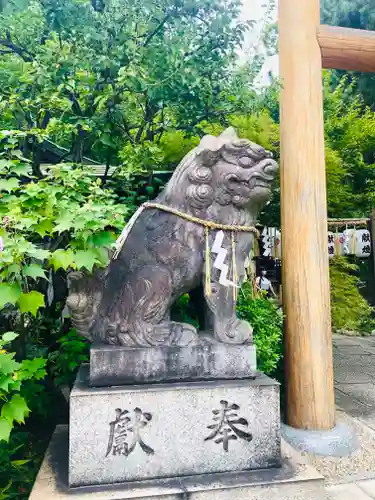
<box><xmin>53</xmin><ymin>213</ymin><xmax>74</xmax><ymax>234</ymax></box>
<box><xmin>0</xmin><ymin>179</ymin><xmax>19</xmax><ymax>192</ymax></box>
<box><xmin>92</xmin><ymin>247</ymin><xmax>110</xmax><ymax>267</ymax></box>
<box><xmin>0</xmin><ymin>417</ymin><xmax>12</xmax><ymax>442</ymax></box>
<box><xmin>1</xmin><ymin>394</ymin><xmax>30</xmax><ymax>425</ymax></box>
<box><xmin>49</xmin><ymin>249</ymin><xmax>74</xmax><ymax>271</ymax></box>
<box><xmin>25</xmin><ymin>246</ymin><xmax>50</xmax><ymax>260</ymax></box>
<box><xmin>0</xmin><ymin>353</ymin><xmax>20</xmax><ymax>375</ymax></box>
<box><xmin>14</xmin><ymin>217</ymin><xmax>39</xmax><ymax>230</ymax></box>
<box><xmin>8</xmin><ymin>163</ymin><xmax>31</xmax><ymax>177</ymax></box>
<box><xmin>0</xmin><ymin>159</ymin><xmax>12</xmax><ymax>170</ymax></box>
<box><xmin>90</xmin><ymin>231</ymin><xmax>116</xmax><ymax>247</ymax></box>
<box><xmin>0</xmin><ymin>283</ymin><xmax>22</xmax><ymax>309</ymax></box>
<box><xmin>2</xmin><ymin>332</ymin><xmax>18</xmax><ymax>343</ymax></box>
<box><xmin>19</xmin><ymin>357</ymin><xmax>46</xmax><ymax>380</ymax></box>
<box><xmin>18</xmin><ymin>291</ymin><xmax>45</xmax><ymax>316</ymax></box>
<box><xmin>34</xmin><ymin>219</ymin><xmax>53</xmax><ymax>237</ymax></box>
<box><xmin>0</xmin><ymin>375</ymin><xmax>14</xmax><ymax>392</ymax></box>
<box><xmin>21</xmin><ymin>357</ymin><xmax>46</xmax><ymax>372</ymax></box>
<box><xmin>100</xmin><ymin>133</ymin><xmax>115</xmax><ymax>147</ymax></box>
<box><xmin>3</xmin><ymin>264</ymin><xmax>21</xmax><ymax>278</ymax></box>
<box><xmin>11</xmin><ymin>150</ymin><xmax>27</xmax><ymax>160</ymax></box>
<box><xmin>22</xmin><ymin>264</ymin><xmax>47</xmax><ymax>280</ymax></box>
<box><xmin>73</xmin><ymin>250</ymin><xmax>98</xmax><ymax>272</ymax></box>
<box><xmin>9</xmin><ymin>380</ymin><xmax>20</xmax><ymax>391</ymax></box>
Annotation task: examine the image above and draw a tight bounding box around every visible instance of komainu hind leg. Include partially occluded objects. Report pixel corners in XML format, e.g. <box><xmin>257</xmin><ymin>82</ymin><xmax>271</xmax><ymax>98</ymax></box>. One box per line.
<box><xmin>115</xmin><ymin>265</ymin><xmax>200</xmax><ymax>346</ymax></box>
<box><xmin>146</xmin><ymin>321</ymin><xmax>199</xmax><ymax>346</ymax></box>
<box><xmin>117</xmin><ymin>320</ymin><xmax>199</xmax><ymax>347</ymax></box>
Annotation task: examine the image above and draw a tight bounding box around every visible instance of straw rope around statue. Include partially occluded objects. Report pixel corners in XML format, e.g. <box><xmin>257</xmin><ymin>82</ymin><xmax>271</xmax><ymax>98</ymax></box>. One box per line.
<box><xmin>113</xmin><ymin>201</ymin><xmax>260</xmax><ymax>300</ymax></box>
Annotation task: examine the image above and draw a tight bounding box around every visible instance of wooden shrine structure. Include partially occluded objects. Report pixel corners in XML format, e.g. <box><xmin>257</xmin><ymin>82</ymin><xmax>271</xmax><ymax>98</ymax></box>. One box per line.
<box><xmin>279</xmin><ymin>0</ymin><xmax>375</xmax><ymax>431</ymax></box>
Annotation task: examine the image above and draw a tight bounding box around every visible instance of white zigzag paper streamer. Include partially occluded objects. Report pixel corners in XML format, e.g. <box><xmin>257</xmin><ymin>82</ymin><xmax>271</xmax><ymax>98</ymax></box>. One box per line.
<box><xmin>211</xmin><ymin>230</ymin><xmax>238</xmax><ymax>288</ymax></box>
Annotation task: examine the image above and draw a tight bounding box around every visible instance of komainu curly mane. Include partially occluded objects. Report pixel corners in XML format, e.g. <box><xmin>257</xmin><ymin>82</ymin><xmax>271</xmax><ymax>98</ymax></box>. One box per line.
<box><xmin>66</xmin><ymin>128</ymin><xmax>278</xmax><ymax>347</ymax></box>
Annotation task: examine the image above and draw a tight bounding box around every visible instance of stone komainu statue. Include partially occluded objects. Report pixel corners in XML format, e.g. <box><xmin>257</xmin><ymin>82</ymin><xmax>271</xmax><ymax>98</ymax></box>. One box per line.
<box><xmin>66</xmin><ymin>128</ymin><xmax>278</xmax><ymax>347</ymax></box>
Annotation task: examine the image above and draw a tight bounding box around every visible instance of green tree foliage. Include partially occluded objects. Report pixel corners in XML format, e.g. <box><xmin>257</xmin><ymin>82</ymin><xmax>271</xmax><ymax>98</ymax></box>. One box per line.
<box><xmin>0</xmin><ymin>0</ymin><xmax>261</xmax><ymax>174</ymax></box>
<box><xmin>323</xmin><ymin>73</ymin><xmax>375</xmax><ymax>217</ymax></box>
<box><xmin>259</xmin><ymin>72</ymin><xmax>375</xmax><ymax>224</ymax></box>
<box><xmin>321</xmin><ymin>0</ymin><xmax>375</xmax><ymax>31</ymax></box>
<box><xmin>321</xmin><ymin>0</ymin><xmax>375</xmax><ymax>108</ymax></box>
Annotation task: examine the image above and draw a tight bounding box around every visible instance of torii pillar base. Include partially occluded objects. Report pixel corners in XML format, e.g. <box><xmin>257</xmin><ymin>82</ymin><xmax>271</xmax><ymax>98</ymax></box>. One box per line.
<box><xmin>281</xmin><ymin>423</ymin><xmax>358</xmax><ymax>457</ymax></box>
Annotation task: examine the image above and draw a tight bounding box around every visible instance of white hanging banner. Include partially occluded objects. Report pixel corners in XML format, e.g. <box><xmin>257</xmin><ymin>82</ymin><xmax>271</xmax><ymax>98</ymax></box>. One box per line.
<box><xmin>259</xmin><ymin>227</ymin><xmax>371</xmax><ymax>259</ymax></box>
<box><xmin>355</xmin><ymin>229</ymin><xmax>371</xmax><ymax>258</ymax></box>
<box><xmin>262</xmin><ymin>227</ymin><xmax>271</xmax><ymax>257</ymax></box>
<box><xmin>328</xmin><ymin>231</ymin><xmax>335</xmax><ymax>258</ymax></box>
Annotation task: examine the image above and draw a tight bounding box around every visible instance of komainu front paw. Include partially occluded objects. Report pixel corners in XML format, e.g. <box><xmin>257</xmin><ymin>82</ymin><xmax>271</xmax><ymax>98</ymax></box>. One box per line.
<box><xmin>170</xmin><ymin>322</ymin><xmax>200</xmax><ymax>346</ymax></box>
<box><xmin>214</xmin><ymin>318</ymin><xmax>253</xmax><ymax>345</ymax></box>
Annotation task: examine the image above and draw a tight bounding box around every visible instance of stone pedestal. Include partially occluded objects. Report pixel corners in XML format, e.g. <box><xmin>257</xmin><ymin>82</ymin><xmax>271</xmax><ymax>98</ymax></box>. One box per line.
<box><xmin>89</xmin><ymin>343</ymin><xmax>257</xmax><ymax>386</ymax></box>
<box><xmin>30</xmin><ymin>426</ymin><xmax>326</xmax><ymax>500</ymax></box>
<box><xmin>69</xmin><ymin>365</ymin><xmax>280</xmax><ymax>487</ymax></box>
<box><xmin>29</xmin><ymin>352</ymin><xmax>328</xmax><ymax>500</ymax></box>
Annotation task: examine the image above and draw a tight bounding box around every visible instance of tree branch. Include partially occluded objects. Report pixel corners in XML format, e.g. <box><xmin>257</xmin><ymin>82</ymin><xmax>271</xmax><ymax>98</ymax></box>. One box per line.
<box><xmin>143</xmin><ymin>14</ymin><xmax>171</xmax><ymax>47</ymax></box>
<box><xmin>135</xmin><ymin>123</ymin><xmax>146</xmax><ymax>143</ymax></box>
<box><xmin>39</xmin><ymin>110</ymin><xmax>51</xmax><ymax>129</ymax></box>
<box><xmin>0</xmin><ymin>30</ymin><xmax>34</xmax><ymax>61</ymax></box>
<box><xmin>120</xmin><ymin>118</ymin><xmax>135</xmax><ymax>145</ymax></box>
<box><xmin>67</xmin><ymin>92</ymin><xmax>83</xmax><ymax>116</ymax></box>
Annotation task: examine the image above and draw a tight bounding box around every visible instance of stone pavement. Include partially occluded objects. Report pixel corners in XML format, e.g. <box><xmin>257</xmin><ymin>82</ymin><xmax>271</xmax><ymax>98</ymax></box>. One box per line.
<box><xmin>327</xmin><ymin>480</ymin><xmax>375</xmax><ymax>499</ymax></box>
<box><xmin>333</xmin><ymin>334</ymin><xmax>375</xmax><ymax>429</ymax></box>
<box><xmin>319</xmin><ymin>335</ymin><xmax>375</xmax><ymax>498</ymax></box>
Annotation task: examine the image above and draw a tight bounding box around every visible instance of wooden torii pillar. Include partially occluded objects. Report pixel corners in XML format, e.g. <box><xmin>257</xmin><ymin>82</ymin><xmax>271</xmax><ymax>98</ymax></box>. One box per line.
<box><xmin>279</xmin><ymin>0</ymin><xmax>375</xmax><ymax>431</ymax></box>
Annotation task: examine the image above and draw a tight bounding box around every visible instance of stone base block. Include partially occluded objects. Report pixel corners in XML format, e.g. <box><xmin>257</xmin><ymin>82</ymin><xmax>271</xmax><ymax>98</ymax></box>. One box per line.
<box><xmin>30</xmin><ymin>426</ymin><xmax>326</xmax><ymax>500</ymax></box>
<box><xmin>89</xmin><ymin>343</ymin><xmax>257</xmax><ymax>386</ymax></box>
<box><xmin>70</xmin><ymin>366</ymin><xmax>280</xmax><ymax>487</ymax></box>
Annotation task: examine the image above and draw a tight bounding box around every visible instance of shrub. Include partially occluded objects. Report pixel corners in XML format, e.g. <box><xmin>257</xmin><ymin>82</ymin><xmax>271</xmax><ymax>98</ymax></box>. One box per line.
<box><xmin>237</xmin><ymin>283</ymin><xmax>284</xmax><ymax>379</ymax></box>
<box><xmin>48</xmin><ymin>329</ymin><xmax>89</xmax><ymax>388</ymax></box>
<box><xmin>330</xmin><ymin>256</ymin><xmax>375</xmax><ymax>334</ymax></box>
<box><xmin>0</xmin><ymin>430</ymin><xmax>44</xmax><ymax>500</ymax></box>
<box><xmin>0</xmin><ymin>134</ymin><xmax>128</xmax><ymax>362</ymax></box>
<box><xmin>0</xmin><ymin>331</ymin><xmax>46</xmax><ymax>443</ymax></box>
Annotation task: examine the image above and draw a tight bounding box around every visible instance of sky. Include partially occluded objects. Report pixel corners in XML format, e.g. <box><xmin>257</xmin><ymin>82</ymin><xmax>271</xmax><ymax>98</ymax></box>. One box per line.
<box><xmin>240</xmin><ymin>0</ymin><xmax>279</xmax><ymax>86</ymax></box>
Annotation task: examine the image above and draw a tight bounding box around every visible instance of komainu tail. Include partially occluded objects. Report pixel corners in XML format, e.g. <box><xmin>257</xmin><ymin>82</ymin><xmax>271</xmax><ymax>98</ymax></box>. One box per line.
<box><xmin>66</xmin><ymin>268</ymin><xmax>107</xmax><ymax>341</ymax></box>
